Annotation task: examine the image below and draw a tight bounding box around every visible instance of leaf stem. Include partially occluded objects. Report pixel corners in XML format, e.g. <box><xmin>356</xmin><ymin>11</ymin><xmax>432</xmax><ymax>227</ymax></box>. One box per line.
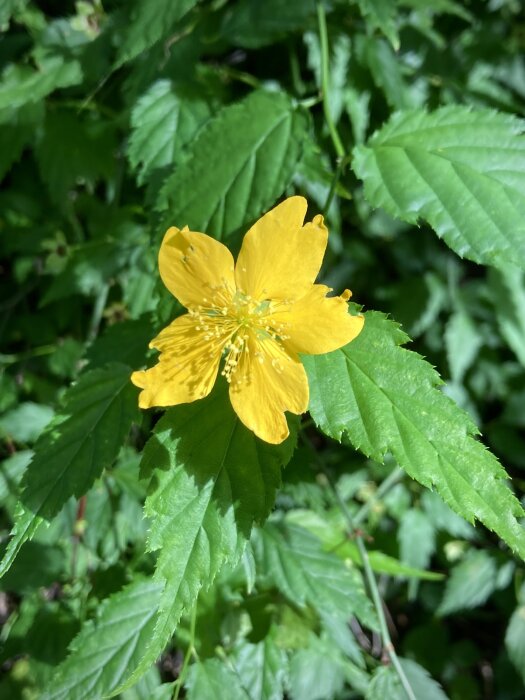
<box><xmin>317</xmin><ymin>2</ymin><xmax>345</xmax><ymax>160</ymax></box>
<box><xmin>326</xmin><ymin>471</ymin><xmax>416</xmax><ymax>700</ymax></box>
<box><xmin>173</xmin><ymin>601</ymin><xmax>198</xmax><ymax>700</ymax></box>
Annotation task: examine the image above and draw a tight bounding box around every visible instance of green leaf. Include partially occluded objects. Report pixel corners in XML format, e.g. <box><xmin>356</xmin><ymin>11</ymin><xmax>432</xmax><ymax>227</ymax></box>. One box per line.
<box><xmin>445</xmin><ymin>309</ymin><xmax>483</xmax><ymax>382</ymax></box>
<box><xmin>41</xmin><ymin>579</ymin><xmax>163</xmax><ymax>700</ymax></box>
<box><xmin>185</xmin><ymin>659</ymin><xmax>247</xmax><ymax>700</ymax></box>
<box><xmin>0</xmin><ymin>364</ymin><xmax>139</xmax><ymax>578</ymax></box>
<box><xmin>288</xmin><ymin>634</ymin><xmax>354</xmax><ymax>700</ymax></box>
<box><xmin>117</xmin><ymin>380</ymin><xmax>296</xmax><ymax>691</ymax></box>
<box><xmin>352</xmin><ymin>107</ymin><xmax>525</xmax><ymax>269</ymax></box>
<box><xmin>128</xmin><ymin>80</ymin><xmax>212</xmax><ymax>185</ymax></box>
<box><xmin>35</xmin><ymin>109</ymin><xmax>116</xmax><ymax>204</ymax></box>
<box><xmin>86</xmin><ymin>318</ymin><xmax>155</xmax><ymax>370</ymax></box>
<box><xmin>352</xmin><ymin>0</ymin><xmax>399</xmax><ymax>50</ymax></box>
<box><xmin>253</xmin><ymin>520</ymin><xmax>377</xmax><ymax>628</ymax></box>
<box><xmin>398</xmin><ymin>509</ymin><xmax>436</xmax><ymax>571</ymax></box>
<box><xmin>505</xmin><ymin>605</ymin><xmax>525</xmax><ymax>684</ymax></box>
<box><xmin>438</xmin><ymin>550</ymin><xmax>498</xmax><ymax>616</ymax></box>
<box><xmin>0</xmin><ymin>102</ymin><xmax>42</xmax><ymax>181</ymax></box>
<box><xmin>157</xmin><ymin>90</ymin><xmax>309</xmax><ymax>240</ymax></box>
<box><xmin>489</xmin><ymin>265</ymin><xmax>525</xmax><ymax>366</ymax></box>
<box><xmin>367</xmin><ymin>658</ymin><xmax>448</xmax><ymax>700</ymax></box>
<box><xmin>304</xmin><ymin>311</ymin><xmax>525</xmax><ymax>559</ymax></box>
<box><xmin>0</xmin><ymin>57</ymin><xmax>82</xmax><ymax>117</ymax></box>
<box><xmin>220</xmin><ymin>0</ymin><xmax>317</xmax><ymax>49</ymax></box>
<box><xmin>233</xmin><ymin>626</ymin><xmax>287</xmax><ymax>700</ymax></box>
<box><xmin>0</xmin><ymin>402</ymin><xmax>53</xmax><ymax>443</ymax></box>
<box><xmin>117</xmin><ymin>0</ymin><xmax>198</xmax><ymax>65</ymax></box>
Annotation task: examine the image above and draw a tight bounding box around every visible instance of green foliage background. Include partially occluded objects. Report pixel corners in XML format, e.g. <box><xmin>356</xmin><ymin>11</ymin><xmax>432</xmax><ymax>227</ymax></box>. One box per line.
<box><xmin>1</xmin><ymin>1</ymin><xmax>525</xmax><ymax>698</ymax></box>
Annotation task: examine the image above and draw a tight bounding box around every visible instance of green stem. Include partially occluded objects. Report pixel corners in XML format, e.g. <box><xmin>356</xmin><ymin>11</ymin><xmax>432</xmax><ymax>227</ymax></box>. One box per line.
<box><xmin>323</xmin><ymin>156</ymin><xmax>346</xmax><ymax>215</ymax></box>
<box><xmin>173</xmin><ymin>603</ymin><xmax>198</xmax><ymax>700</ymax></box>
<box><xmin>328</xmin><ymin>473</ymin><xmax>416</xmax><ymax>700</ymax></box>
<box><xmin>317</xmin><ymin>2</ymin><xmax>345</xmax><ymax>159</ymax></box>
<box><xmin>353</xmin><ymin>467</ymin><xmax>405</xmax><ymax>527</ymax></box>
<box><xmin>87</xmin><ymin>283</ymin><xmax>110</xmax><ymax>345</ymax></box>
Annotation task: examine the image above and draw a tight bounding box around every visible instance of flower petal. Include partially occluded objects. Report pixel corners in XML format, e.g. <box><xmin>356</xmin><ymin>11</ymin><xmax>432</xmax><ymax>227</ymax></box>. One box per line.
<box><xmin>229</xmin><ymin>334</ymin><xmax>309</xmax><ymax>444</ymax></box>
<box><xmin>235</xmin><ymin>196</ymin><xmax>328</xmax><ymax>301</ymax></box>
<box><xmin>159</xmin><ymin>226</ymin><xmax>236</xmax><ymax>308</ymax></box>
<box><xmin>272</xmin><ymin>284</ymin><xmax>364</xmax><ymax>355</ymax></box>
<box><xmin>131</xmin><ymin>314</ymin><xmax>223</xmax><ymax>407</ymax></box>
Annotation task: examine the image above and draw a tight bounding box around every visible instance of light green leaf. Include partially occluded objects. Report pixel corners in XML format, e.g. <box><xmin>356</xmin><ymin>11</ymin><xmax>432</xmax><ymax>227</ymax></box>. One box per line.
<box><xmin>398</xmin><ymin>509</ymin><xmax>436</xmax><ymax>571</ymax></box>
<box><xmin>157</xmin><ymin>90</ymin><xmax>309</xmax><ymax>240</ymax></box>
<box><xmin>233</xmin><ymin>626</ymin><xmax>287</xmax><ymax>700</ymax></box>
<box><xmin>0</xmin><ymin>364</ymin><xmax>139</xmax><ymax>578</ymax></box>
<box><xmin>128</xmin><ymin>80</ymin><xmax>212</xmax><ymax>185</ymax></box>
<box><xmin>505</xmin><ymin>605</ymin><xmax>525</xmax><ymax>684</ymax></box>
<box><xmin>41</xmin><ymin>579</ymin><xmax>163</xmax><ymax>700</ymax></box>
<box><xmin>353</xmin><ymin>0</ymin><xmax>399</xmax><ymax>50</ymax></box>
<box><xmin>489</xmin><ymin>265</ymin><xmax>525</xmax><ymax>366</ymax></box>
<box><xmin>445</xmin><ymin>309</ymin><xmax>483</xmax><ymax>382</ymax></box>
<box><xmin>438</xmin><ymin>550</ymin><xmax>498</xmax><ymax>615</ymax></box>
<box><xmin>352</xmin><ymin>107</ymin><xmax>525</xmax><ymax>269</ymax></box>
<box><xmin>0</xmin><ymin>402</ymin><xmax>53</xmax><ymax>444</ymax></box>
<box><xmin>0</xmin><ymin>57</ymin><xmax>82</xmax><ymax>117</ymax></box>
<box><xmin>116</xmin><ymin>380</ymin><xmax>296</xmax><ymax>692</ymax></box>
<box><xmin>288</xmin><ymin>634</ymin><xmax>351</xmax><ymax>700</ymax></box>
<box><xmin>185</xmin><ymin>659</ymin><xmax>247</xmax><ymax>700</ymax></box>
<box><xmin>304</xmin><ymin>311</ymin><xmax>525</xmax><ymax>559</ymax></box>
<box><xmin>253</xmin><ymin>520</ymin><xmax>377</xmax><ymax>629</ymax></box>
<box><xmin>367</xmin><ymin>658</ymin><xmax>448</xmax><ymax>700</ymax></box>
<box><xmin>117</xmin><ymin>0</ymin><xmax>198</xmax><ymax>65</ymax></box>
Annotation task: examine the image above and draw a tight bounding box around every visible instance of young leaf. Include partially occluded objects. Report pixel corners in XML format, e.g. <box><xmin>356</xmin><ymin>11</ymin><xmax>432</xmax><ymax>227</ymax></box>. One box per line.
<box><xmin>116</xmin><ymin>0</ymin><xmax>198</xmax><ymax>65</ymax></box>
<box><xmin>127</xmin><ymin>80</ymin><xmax>212</xmax><ymax>185</ymax></box>
<box><xmin>0</xmin><ymin>364</ymin><xmax>139</xmax><ymax>578</ymax></box>
<box><xmin>352</xmin><ymin>107</ymin><xmax>525</xmax><ymax>269</ymax></box>
<box><xmin>116</xmin><ymin>380</ymin><xmax>297</xmax><ymax>691</ymax></box>
<box><xmin>304</xmin><ymin>311</ymin><xmax>525</xmax><ymax>559</ymax></box>
<box><xmin>157</xmin><ymin>90</ymin><xmax>309</xmax><ymax>240</ymax></box>
<box><xmin>41</xmin><ymin>579</ymin><xmax>163</xmax><ymax>700</ymax></box>
<box><xmin>253</xmin><ymin>520</ymin><xmax>377</xmax><ymax>629</ymax></box>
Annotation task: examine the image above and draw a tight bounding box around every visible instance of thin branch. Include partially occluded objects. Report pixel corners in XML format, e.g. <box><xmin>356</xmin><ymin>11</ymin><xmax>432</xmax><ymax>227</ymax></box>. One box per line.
<box><xmin>317</xmin><ymin>2</ymin><xmax>345</xmax><ymax>160</ymax></box>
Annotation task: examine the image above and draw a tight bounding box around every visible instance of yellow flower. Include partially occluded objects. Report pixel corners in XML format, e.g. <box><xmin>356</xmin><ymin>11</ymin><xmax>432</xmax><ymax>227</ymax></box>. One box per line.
<box><xmin>131</xmin><ymin>196</ymin><xmax>364</xmax><ymax>444</ymax></box>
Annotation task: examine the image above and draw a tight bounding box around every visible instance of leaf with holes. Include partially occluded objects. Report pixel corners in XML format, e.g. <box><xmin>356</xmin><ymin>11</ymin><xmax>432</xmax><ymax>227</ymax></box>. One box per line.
<box><xmin>352</xmin><ymin>107</ymin><xmax>525</xmax><ymax>269</ymax></box>
<box><xmin>157</xmin><ymin>90</ymin><xmax>310</xmax><ymax>240</ymax></box>
<box><xmin>304</xmin><ymin>311</ymin><xmax>525</xmax><ymax>559</ymax></box>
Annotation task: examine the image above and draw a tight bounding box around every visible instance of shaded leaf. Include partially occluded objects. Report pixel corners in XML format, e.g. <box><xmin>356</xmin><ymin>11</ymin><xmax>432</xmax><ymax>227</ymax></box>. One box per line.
<box><xmin>185</xmin><ymin>659</ymin><xmax>246</xmax><ymax>700</ymax></box>
<box><xmin>505</xmin><ymin>605</ymin><xmax>525</xmax><ymax>684</ymax></box>
<box><xmin>0</xmin><ymin>364</ymin><xmax>139</xmax><ymax>578</ymax></box>
<box><xmin>438</xmin><ymin>550</ymin><xmax>498</xmax><ymax>616</ymax></box>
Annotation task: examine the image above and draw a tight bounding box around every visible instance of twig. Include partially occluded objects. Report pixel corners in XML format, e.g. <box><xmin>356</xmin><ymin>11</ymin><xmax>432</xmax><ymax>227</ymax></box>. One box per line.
<box><xmin>173</xmin><ymin>602</ymin><xmax>199</xmax><ymax>700</ymax></box>
<box><xmin>353</xmin><ymin>467</ymin><xmax>405</xmax><ymax>527</ymax></box>
<box><xmin>317</xmin><ymin>2</ymin><xmax>345</xmax><ymax>160</ymax></box>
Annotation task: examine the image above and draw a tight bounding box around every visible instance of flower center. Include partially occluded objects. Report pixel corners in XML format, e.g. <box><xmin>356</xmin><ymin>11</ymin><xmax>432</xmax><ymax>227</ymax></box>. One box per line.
<box><xmin>187</xmin><ymin>288</ymin><xmax>290</xmax><ymax>384</ymax></box>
